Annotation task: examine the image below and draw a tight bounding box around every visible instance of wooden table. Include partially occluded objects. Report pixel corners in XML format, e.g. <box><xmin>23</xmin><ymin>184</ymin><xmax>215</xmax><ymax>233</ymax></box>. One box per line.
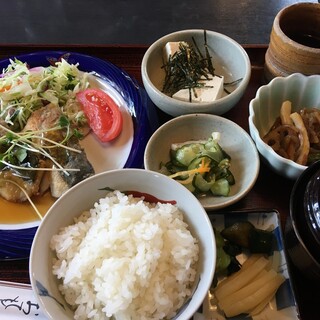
<box><xmin>0</xmin><ymin>44</ymin><xmax>318</xmax><ymax>319</ymax></box>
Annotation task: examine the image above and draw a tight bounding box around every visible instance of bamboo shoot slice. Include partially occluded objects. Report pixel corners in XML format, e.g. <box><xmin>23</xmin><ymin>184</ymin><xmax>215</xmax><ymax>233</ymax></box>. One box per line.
<box><xmin>290</xmin><ymin>112</ymin><xmax>310</xmax><ymax>165</ymax></box>
<box><xmin>280</xmin><ymin>100</ymin><xmax>293</xmax><ymax>125</ymax></box>
<box><xmin>249</xmin><ymin>291</ymin><xmax>277</xmax><ymax>316</ymax></box>
<box><xmin>215</xmin><ymin>256</ymin><xmax>270</xmax><ymax>301</ymax></box>
<box><xmin>218</xmin><ymin>269</ymin><xmax>278</xmax><ymax>310</ymax></box>
<box><xmin>214</xmin><ymin>254</ymin><xmax>262</xmax><ymax>293</ymax></box>
<box><xmin>222</xmin><ymin>274</ymin><xmax>285</xmax><ymax>317</ymax></box>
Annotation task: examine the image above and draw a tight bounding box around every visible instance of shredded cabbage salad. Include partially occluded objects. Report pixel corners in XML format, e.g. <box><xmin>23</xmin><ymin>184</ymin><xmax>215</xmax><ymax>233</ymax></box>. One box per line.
<box><xmin>0</xmin><ymin>58</ymin><xmax>90</xmax><ymax>131</ymax></box>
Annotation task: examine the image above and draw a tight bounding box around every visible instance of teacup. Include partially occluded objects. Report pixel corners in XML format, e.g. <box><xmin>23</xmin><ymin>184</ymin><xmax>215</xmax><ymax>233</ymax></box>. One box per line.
<box><xmin>264</xmin><ymin>2</ymin><xmax>320</xmax><ymax>82</ymax></box>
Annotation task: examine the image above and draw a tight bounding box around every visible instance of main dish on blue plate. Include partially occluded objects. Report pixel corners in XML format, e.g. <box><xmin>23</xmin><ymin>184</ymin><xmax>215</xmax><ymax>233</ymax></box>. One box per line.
<box><xmin>0</xmin><ymin>51</ymin><xmax>156</xmax><ymax>259</ymax></box>
<box><xmin>1</xmin><ymin>58</ymin><xmax>99</xmax><ymax>207</ymax></box>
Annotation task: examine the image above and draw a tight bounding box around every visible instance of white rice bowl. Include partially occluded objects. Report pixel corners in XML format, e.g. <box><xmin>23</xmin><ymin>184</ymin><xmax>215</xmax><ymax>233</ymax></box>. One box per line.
<box><xmin>29</xmin><ymin>169</ymin><xmax>215</xmax><ymax>320</ymax></box>
<box><xmin>50</xmin><ymin>190</ymin><xmax>199</xmax><ymax>320</ymax></box>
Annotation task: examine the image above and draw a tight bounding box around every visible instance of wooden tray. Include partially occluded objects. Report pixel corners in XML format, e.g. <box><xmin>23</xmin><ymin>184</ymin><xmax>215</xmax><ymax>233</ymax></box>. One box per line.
<box><xmin>0</xmin><ymin>44</ymin><xmax>315</xmax><ymax>320</ymax></box>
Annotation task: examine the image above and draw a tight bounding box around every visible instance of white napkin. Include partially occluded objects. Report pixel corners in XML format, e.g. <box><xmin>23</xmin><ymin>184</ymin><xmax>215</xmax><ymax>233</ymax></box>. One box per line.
<box><xmin>0</xmin><ymin>281</ymin><xmax>46</xmax><ymax>319</ymax></box>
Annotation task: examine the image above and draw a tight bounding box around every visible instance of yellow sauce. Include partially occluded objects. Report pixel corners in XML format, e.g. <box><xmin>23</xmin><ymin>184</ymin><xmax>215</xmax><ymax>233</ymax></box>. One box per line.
<box><xmin>0</xmin><ymin>191</ymin><xmax>55</xmax><ymax>224</ymax></box>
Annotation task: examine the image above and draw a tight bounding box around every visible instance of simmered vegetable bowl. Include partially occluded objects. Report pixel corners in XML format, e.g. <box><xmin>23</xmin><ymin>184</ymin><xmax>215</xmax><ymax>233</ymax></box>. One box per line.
<box><xmin>160</xmin><ymin>132</ymin><xmax>235</xmax><ymax>196</ymax></box>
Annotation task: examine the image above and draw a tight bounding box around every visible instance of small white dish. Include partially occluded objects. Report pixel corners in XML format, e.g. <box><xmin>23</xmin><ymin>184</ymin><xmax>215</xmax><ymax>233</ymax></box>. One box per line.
<box><xmin>144</xmin><ymin>114</ymin><xmax>260</xmax><ymax>210</ymax></box>
<box><xmin>249</xmin><ymin>73</ymin><xmax>320</xmax><ymax>180</ymax></box>
<box><xmin>141</xmin><ymin>29</ymin><xmax>251</xmax><ymax>117</ymax></box>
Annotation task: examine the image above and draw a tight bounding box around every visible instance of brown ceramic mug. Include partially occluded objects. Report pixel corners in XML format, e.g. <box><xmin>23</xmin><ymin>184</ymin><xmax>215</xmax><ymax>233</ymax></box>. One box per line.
<box><xmin>264</xmin><ymin>2</ymin><xmax>320</xmax><ymax>82</ymax></box>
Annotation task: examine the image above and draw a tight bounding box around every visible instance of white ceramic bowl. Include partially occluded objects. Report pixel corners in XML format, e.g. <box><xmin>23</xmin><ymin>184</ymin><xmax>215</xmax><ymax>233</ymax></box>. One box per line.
<box><xmin>144</xmin><ymin>114</ymin><xmax>260</xmax><ymax>210</ymax></box>
<box><xmin>249</xmin><ymin>73</ymin><xmax>320</xmax><ymax>180</ymax></box>
<box><xmin>141</xmin><ymin>29</ymin><xmax>251</xmax><ymax>117</ymax></box>
<box><xmin>29</xmin><ymin>169</ymin><xmax>215</xmax><ymax>320</ymax></box>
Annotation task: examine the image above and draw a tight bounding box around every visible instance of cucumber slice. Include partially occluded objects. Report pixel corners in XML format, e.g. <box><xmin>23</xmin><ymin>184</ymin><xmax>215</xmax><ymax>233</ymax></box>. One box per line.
<box><xmin>204</xmin><ymin>140</ymin><xmax>226</xmax><ymax>162</ymax></box>
<box><xmin>165</xmin><ymin>158</ymin><xmax>186</xmax><ymax>172</ymax></box>
<box><xmin>166</xmin><ymin>134</ymin><xmax>235</xmax><ymax>197</ymax></box>
<box><xmin>188</xmin><ymin>155</ymin><xmax>213</xmax><ymax>171</ymax></box>
<box><xmin>183</xmin><ymin>180</ymin><xmax>196</xmax><ymax>193</ymax></box>
<box><xmin>210</xmin><ymin>178</ymin><xmax>230</xmax><ymax>196</ymax></box>
<box><xmin>224</xmin><ymin>169</ymin><xmax>235</xmax><ymax>185</ymax></box>
<box><xmin>174</xmin><ymin>143</ymin><xmax>205</xmax><ymax>166</ymax></box>
<box><xmin>214</xmin><ymin>167</ymin><xmax>235</xmax><ymax>185</ymax></box>
<box><xmin>171</xmin><ymin>140</ymin><xmax>207</xmax><ymax>151</ymax></box>
<box><xmin>193</xmin><ymin>173</ymin><xmax>215</xmax><ymax>192</ymax></box>
<box><xmin>169</xmin><ymin>149</ymin><xmax>186</xmax><ymax>167</ymax></box>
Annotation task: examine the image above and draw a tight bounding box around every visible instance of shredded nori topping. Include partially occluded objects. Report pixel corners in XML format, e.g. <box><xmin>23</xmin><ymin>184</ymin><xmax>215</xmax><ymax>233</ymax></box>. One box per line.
<box><xmin>162</xmin><ymin>30</ymin><xmax>216</xmax><ymax>100</ymax></box>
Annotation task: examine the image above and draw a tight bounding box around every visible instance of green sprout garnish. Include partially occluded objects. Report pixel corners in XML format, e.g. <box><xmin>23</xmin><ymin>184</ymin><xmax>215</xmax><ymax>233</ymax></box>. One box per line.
<box><xmin>0</xmin><ymin>122</ymin><xmax>81</xmax><ymax>176</ymax></box>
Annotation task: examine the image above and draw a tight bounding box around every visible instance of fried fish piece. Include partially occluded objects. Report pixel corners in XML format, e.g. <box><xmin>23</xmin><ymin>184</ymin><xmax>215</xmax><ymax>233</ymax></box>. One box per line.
<box><xmin>0</xmin><ymin>103</ymin><xmax>94</xmax><ymax>202</ymax></box>
<box><xmin>0</xmin><ymin>120</ymin><xmax>46</xmax><ymax>202</ymax></box>
<box><xmin>0</xmin><ymin>159</ymin><xmax>46</xmax><ymax>202</ymax></box>
<box><xmin>49</xmin><ymin>136</ymin><xmax>95</xmax><ymax>198</ymax></box>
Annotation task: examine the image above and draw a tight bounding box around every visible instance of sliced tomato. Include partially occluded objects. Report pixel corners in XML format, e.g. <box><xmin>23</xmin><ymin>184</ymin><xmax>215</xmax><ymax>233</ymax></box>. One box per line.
<box><xmin>76</xmin><ymin>88</ymin><xmax>123</xmax><ymax>142</ymax></box>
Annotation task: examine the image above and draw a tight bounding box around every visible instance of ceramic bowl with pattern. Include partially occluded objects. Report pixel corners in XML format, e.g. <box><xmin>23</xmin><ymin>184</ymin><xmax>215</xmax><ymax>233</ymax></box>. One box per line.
<box><xmin>141</xmin><ymin>29</ymin><xmax>251</xmax><ymax>117</ymax></box>
<box><xmin>144</xmin><ymin>113</ymin><xmax>260</xmax><ymax>210</ymax></box>
<box><xmin>29</xmin><ymin>168</ymin><xmax>216</xmax><ymax>320</ymax></box>
<box><xmin>249</xmin><ymin>73</ymin><xmax>320</xmax><ymax>180</ymax></box>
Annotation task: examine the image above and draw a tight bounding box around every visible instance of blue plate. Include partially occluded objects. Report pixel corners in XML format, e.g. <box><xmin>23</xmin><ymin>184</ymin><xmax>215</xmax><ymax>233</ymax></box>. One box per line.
<box><xmin>0</xmin><ymin>51</ymin><xmax>159</xmax><ymax>260</ymax></box>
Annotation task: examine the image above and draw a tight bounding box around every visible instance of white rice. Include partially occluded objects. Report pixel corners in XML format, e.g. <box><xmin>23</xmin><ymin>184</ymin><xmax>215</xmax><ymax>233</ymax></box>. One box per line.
<box><xmin>50</xmin><ymin>190</ymin><xmax>199</xmax><ymax>320</ymax></box>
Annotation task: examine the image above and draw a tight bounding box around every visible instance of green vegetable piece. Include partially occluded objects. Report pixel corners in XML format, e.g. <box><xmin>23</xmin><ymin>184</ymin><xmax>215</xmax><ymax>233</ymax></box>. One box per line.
<box><xmin>210</xmin><ymin>178</ymin><xmax>230</xmax><ymax>196</ymax></box>
<box><xmin>164</xmin><ymin>161</ymin><xmax>186</xmax><ymax>174</ymax></box>
<box><xmin>214</xmin><ymin>229</ymin><xmax>231</xmax><ymax>274</ymax></box>
<box><xmin>193</xmin><ymin>173</ymin><xmax>215</xmax><ymax>192</ymax></box>
<box><xmin>175</xmin><ymin>143</ymin><xmax>205</xmax><ymax>166</ymax></box>
<box><xmin>204</xmin><ymin>139</ymin><xmax>226</xmax><ymax>162</ymax></box>
<box><xmin>188</xmin><ymin>155</ymin><xmax>212</xmax><ymax>171</ymax></box>
<box><xmin>59</xmin><ymin>115</ymin><xmax>70</xmax><ymax>128</ymax></box>
<box><xmin>216</xmin><ymin>247</ymin><xmax>231</xmax><ymax>274</ymax></box>
<box><xmin>224</xmin><ymin>169</ymin><xmax>235</xmax><ymax>185</ymax></box>
<box><xmin>248</xmin><ymin>229</ymin><xmax>274</xmax><ymax>254</ymax></box>
<box><xmin>212</xmin><ymin>162</ymin><xmax>235</xmax><ymax>186</ymax></box>
<box><xmin>14</xmin><ymin>147</ymin><xmax>28</xmax><ymax>163</ymax></box>
<box><xmin>166</xmin><ymin>133</ymin><xmax>235</xmax><ymax>197</ymax></box>
<box><xmin>221</xmin><ymin>221</ymin><xmax>274</xmax><ymax>254</ymax></box>
<box><xmin>221</xmin><ymin>221</ymin><xmax>255</xmax><ymax>248</ymax></box>
<box><xmin>215</xmin><ymin>228</ymin><xmax>226</xmax><ymax>248</ymax></box>
<box><xmin>184</xmin><ymin>180</ymin><xmax>196</xmax><ymax>193</ymax></box>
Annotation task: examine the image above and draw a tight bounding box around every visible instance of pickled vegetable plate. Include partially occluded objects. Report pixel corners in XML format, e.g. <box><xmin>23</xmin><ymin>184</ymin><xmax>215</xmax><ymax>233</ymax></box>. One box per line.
<box><xmin>192</xmin><ymin>209</ymin><xmax>300</xmax><ymax>320</ymax></box>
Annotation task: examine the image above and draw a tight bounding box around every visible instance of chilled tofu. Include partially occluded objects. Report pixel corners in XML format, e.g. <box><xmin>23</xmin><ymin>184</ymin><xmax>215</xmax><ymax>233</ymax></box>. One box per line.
<box><xmin>163</xmin><ymin>41</ymin><xmax>188</xmax><ymax>62</ymax></box>
<box><xmin>172</xmin><ymin>75</ymin><xmax>224</xmax><ymax>103</ymax></box>
<box><xmin>163</xmin><ymin>41</ymin><xmax>224</xmax><ymax>103</ymax></box>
